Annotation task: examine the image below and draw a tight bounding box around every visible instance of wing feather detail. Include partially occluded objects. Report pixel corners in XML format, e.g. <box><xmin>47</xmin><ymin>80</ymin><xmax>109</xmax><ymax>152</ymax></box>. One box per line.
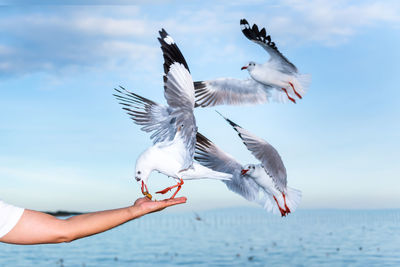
<box><xmin>113</xmin><ymin>87</ymin><xmax>175</xmax><ymax>144</ymax></box>
<box><xmin>195</xmin><ymin>132</ymin><xmax>261</xmax><ymax>202</ymax></box>
<box><xmin>194</xmin><ymin>78</ymin><xmax>273</xmax><ymax>107</ymax></box>
<box><xmin>240</xmin><ymin>18</ymin><xmax>297</xmax><ymax>74</ymax></box>
<box><xmin>220</xmin><ymin>114</ymin><xmax>288</xmax><ymax>192</ymax></box>
<box><xmin>158</xmin><ymin>29</ymin><xmax>197</xmax><ymax>169</ymax></box>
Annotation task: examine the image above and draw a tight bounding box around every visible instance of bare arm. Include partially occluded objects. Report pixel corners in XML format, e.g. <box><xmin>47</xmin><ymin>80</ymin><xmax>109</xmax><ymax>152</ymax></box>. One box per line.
<box><xmin>0</xmin><ymin>197</ymin><xmax>186</xmax><ymax>245</ymax></box>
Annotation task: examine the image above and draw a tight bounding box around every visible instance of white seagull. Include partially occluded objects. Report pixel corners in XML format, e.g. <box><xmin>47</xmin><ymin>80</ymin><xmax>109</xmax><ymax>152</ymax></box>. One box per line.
<box><xmin>195</xmin><ymin>114</ymin><xmax>302</xmax><ymax>216</ymax></box>
<box><xmin>114</xmin><ymin>30</ymin><xmax>231</xmax><ymax>199</ymax></box>
<box><xmin>195</xmin><ymin>18</ymin><xmax>311</xmax><ymax>106</ymax></box>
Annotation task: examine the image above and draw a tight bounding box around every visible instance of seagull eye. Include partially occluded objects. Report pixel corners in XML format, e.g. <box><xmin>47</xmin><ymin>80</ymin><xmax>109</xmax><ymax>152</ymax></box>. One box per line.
<box><xmin>137</xmin><ymin>171</ymin><xmax>141</xmax><ymax>174</ymax></box>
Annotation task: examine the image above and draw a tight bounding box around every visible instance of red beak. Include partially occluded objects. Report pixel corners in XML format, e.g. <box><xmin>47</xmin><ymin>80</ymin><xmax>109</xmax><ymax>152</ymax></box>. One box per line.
<box><xmin>241</xmin><ymin>66</ymin><xmax>247</xmax><ymax>70</ymax></box>
<box><xmin>241</xmin><ymin>169</ymin><xmax>249</xmax><ymax>175</ymax></box>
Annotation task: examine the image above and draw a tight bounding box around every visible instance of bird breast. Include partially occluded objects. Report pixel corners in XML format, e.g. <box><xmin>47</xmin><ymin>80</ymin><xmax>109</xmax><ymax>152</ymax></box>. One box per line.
<box><xmin>252</xmin><ymin>167</ymin><xmax>279</xmax><ymax>195</ymax></box>
<box><xmin>151</xmin><ymin>141</ymin><xmax>186</xmax><ymax>177</ymax></box>
<box><xmin>251</xmin><ymin>63</ymin><xmax>290</xmax><ymax>88</ymax></box>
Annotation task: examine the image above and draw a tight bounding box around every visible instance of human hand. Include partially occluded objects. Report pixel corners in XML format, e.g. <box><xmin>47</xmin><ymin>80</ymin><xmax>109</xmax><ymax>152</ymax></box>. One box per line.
<box><xmin>133</xmin><ymin>196</ymin><xmax>187</xmax><ymax>215</ymax></box>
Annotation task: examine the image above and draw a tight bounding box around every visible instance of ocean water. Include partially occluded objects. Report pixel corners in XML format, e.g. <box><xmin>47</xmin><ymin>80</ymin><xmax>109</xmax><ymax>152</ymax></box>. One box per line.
<box><xmin>1</xmin><ymin>208</ymin><xmax>399</xmax><ymax>267</ymax></box>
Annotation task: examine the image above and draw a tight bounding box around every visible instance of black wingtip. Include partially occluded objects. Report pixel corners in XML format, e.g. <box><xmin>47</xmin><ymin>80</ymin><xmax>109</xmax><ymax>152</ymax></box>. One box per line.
<box><xmin>157</xmin><ymin>28</ymin><xmax>190</xmax><ymax>74</ymax></box>
<box><xmin>113</xmin><ymin>86</ymin><xmax>129</xmax><ymax>96</ymax></box>
<box><xmin>195</xmin><ymin>132</ymin><xmax>215</xmax><ymax>153</ymax></box>
<box><xmin>157</xmin><ymin>28</ymin><xmax>170</xmax><ymax>47</ymax></box>
<box><xmin>196</xmin><ymin>132</ymin><xmax>209</xmax><ymax>143</ymax></box>
<box><xmin>158</xmin><ymin>28</ymin><xmax>168</xmax><ymax>41</ymax></box>
<box><xmin>215</xmin><ymin>110</ymin><xmax>226</xmax><ymax>119</ymax></box>
<box><xmin>215</xmin><ymin>111</ymin><xmax>240</xmax><ymax>128</ymax></box>
<box><xmin>240</xmin><ymin>19</ymin><xmax>276</xmax><ymax>48</ymax></box>
<box><xmin>252</xmin><ymin>24</ymin><xmax>259</xmax><ymax>34</ymax></box>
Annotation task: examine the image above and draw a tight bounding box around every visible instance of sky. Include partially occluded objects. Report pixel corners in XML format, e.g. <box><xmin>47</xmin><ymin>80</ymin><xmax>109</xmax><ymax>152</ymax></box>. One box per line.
<box><xmin>1</xmin><ymin>0</ymin><xmax>399</xmax><ymax>212</ymax></box>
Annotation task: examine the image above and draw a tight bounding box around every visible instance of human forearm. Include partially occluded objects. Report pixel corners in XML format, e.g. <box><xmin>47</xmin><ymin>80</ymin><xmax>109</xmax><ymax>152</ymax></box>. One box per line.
<box><xmin>0</xmin><ymin>197</ymin><xmax>186</xmax><ymax>245</ymax></box>
<box><xmin>62</xmin><ymin>205</ymin><xmax>142</xmax><ymax>242</ymax></box>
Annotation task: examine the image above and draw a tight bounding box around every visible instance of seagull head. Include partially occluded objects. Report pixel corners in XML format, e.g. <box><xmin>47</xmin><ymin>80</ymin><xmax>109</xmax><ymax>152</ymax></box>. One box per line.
<box><xmin>241</xmin><ymin>164</ymin><xmax>256</xmax><ymax>176</ymax></box>
<box><xmin>135</xmin><ymin>169</ymin><xmax>144</xmax><ymax>182</ymax></box>
<box><xmin>135</xmin><ymin>155</ymin><xmax>152</xmax><ymax>184</ymax></box>
<box><xmin>241</xmin><ymin>61</ymin><xmax>256</xmax><ymax>71</ymax></box>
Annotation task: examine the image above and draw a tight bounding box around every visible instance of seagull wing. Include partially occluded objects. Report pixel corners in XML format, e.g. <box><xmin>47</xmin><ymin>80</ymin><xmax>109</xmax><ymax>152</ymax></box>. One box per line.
<box><xmin>195</xmin><ymin>132</ymin><xmax>262</xmax><ymax>202</ymax></box>
<box><xmin>220</xmin><ymin>114</ymin><xmax>287</xmax><ymax>192</ymax></box>
<box><xmin>240</xmin><ymin>18</ymin><xmax>297</xmax><ymax>74</ymax></box>
<box><xmin>158</xmin><ymin>29</ymin><xmax>197</xmax><ymax>169</ymax></box>
<box><xmin>194</xmin><ymin>78</ymin><xmax>274</xmax><ymax>107</ymax></box>
<box><xmin>113</xmin><ymin>87</ymin><xmax>176</xmax><ymax>144</ymax></box>
<box><xmin>159</xmin><ymin>28</ymin><xmax>195</xmax><ymax>109</ymax></box>
<box><xmin>195</xmin><ymin>132</ymin><xmax>242</xmax><ymax>174</ymax></box>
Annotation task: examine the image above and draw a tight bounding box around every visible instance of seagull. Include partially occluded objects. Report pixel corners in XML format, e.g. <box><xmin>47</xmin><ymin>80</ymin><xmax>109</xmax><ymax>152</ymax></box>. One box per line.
<box><xmin>194</xmin><ymin>114</ymin><xmax>302</xmax><ymax>216</ymax></box>
<box><xmin>114</xmin><ymin>30</ymin><xmax>231</xmax><ymax>200</ymax></box>
<box><xmin>195</xmin><ymin>18</ymin><xmax>311</xmax><ymax>106</ymax></box>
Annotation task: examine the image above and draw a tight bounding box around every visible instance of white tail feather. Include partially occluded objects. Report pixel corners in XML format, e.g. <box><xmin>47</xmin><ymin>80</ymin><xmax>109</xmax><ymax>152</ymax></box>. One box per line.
<box><xmin>181</xmin><ymin>163</ymin><xmax>232</xmax><ymax>180</ymax></box>
<box><xmin>270</xmin><ymin>89</ymin><xmax>291</xmax><ymax>104</ymax></box>
<box><xmin>285</xmin><ymin>187</ymin><xmax>302</xmax><ymax>213</ymax></box>
<box><xmin>263</xmin><ymin>195</ymin><xmax>280</xmax><ymax>215</ymax></box>
<box><xmin>271</xmin><ymin>73</ymin><xmax>311</xmax><ymax>103</ymax></box>
<box><xmin>260</xmin><ymin>188</ymin><xmax>302</xmax><ymax>216</ymax></box>
<box><xmin>291</xmin><ymin>73</ymin><xmax>311</xmax><ymax>97</ymax></box>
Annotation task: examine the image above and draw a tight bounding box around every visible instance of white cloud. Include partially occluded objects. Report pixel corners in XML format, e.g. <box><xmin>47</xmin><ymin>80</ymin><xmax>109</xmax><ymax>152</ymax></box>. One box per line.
<box><xmin>0</xmin><ymin>44</ymin><xmax>14</xmax><ymax>55</ymax></box>
<box><xmin>72</xmin><ymin>17</ymin><xmax>149</xmax><ymax>37</ymax></box>
<box><xmin>0</xmin><ymin>8</ymin><xmax>159</xmax><ymax>77</ymax></box>
<box><xmin>1</xmin><ymin>1</ymin><xmax>399</xmax><ymax>77</ymax></box>
<box><xmin>262</xmin><ymin>0</ymin><xmax>400</xmax><ymax>45</ymax></box>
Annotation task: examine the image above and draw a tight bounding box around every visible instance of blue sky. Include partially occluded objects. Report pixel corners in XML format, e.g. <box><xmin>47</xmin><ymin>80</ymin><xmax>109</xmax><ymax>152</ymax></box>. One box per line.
<box><xmin>1</xmin><ymin>0</ymin><xmax>399</xmax><ymax>212</ymax></box>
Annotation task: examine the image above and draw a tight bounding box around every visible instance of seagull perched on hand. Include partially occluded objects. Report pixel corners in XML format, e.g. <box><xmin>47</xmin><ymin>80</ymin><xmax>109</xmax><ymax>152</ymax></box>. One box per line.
<box><xmin>114</xmin><ymin>30</ymin><xmax>231</xmax><ymax>200</ymax></box>
<box><xmin>195</xmin><ymin>114</ymin><xmax>301</xmax><ymax>216</ymax></box>
<box><xmin>195</xmin><ymin>18</ymin><xmax>311</xmax><ymax>106</ymax></box>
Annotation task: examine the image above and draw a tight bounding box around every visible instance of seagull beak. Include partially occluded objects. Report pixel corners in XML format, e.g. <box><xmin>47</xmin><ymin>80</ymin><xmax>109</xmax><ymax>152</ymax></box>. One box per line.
<box><xmin>241</xmin><ymin>169</ymin><xmax>249</xmax><ymax>175</ymax></box>
<box><xmin>241</xmin><ymin>66</ymin><xmax>247</xmax><ymax>70</ymax></box>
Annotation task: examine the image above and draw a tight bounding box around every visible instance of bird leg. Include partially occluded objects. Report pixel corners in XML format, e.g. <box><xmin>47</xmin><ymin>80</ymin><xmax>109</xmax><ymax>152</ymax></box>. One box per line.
<box><xmin>288</xmin><ymin>82</ymin><xmax>302</xmax><ymax>99</ymax></box>
<box><xmin>170</xmin><ymin>179</ymin><xmax>184</xmax><ymax>199</ymax></box>
<box><xmin>156</xmin><ymin>178</ymin><xmax>184</xmax><ymax>199</ymax></box>
<box><xmin>282</xmin><ymin>193</ymin><xmax>291</xmax><ymax>215</ymax></box>
<box><xmin>273</xmin><ymin>195</ymin><xmax>286</xmax><ymax>217</ymax></box>
<box><xmin>281</xmin><ymin>88</ymin><xmax>296</xmax><ymax>104</ymax></box>
<box><xmin>141</xmin><ymin>181</ymin><xmax>152</xmax><ymax>200</ymax></box>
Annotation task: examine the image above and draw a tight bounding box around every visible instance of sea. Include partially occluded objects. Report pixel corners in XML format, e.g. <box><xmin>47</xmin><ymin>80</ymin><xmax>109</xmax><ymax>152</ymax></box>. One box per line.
<box><xmin>1</xmin><ymin>208</ymin><xmax>399</xmax><ymax>267</ymax></box>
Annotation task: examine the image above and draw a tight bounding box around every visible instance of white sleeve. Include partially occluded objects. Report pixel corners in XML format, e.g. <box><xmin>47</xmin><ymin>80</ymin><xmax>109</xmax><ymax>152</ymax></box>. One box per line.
<box><xmin>0</xmin><ymin>200</ymin><xmax>25</xmax><ymax>238</ymax></box>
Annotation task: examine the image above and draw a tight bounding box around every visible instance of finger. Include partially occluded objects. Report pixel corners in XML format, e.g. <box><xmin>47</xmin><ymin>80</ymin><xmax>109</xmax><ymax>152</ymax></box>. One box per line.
<box><xmin>161</xmin><ymin>197</ymin><xmax>187</xmax><ymax>206</ymax></box>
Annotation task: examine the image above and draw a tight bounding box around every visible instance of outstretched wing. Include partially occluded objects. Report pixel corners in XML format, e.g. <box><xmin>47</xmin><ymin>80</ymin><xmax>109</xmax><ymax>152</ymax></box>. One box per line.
<box><xmin>113</xmin><ymin>87</ymin><xmax>176</xmax><ymax>144</ymax></box>
<box><xmin>220</xmin><ymin>113</ymin><xmax>287</xmax><ymax>192</ymax></box>
<box><xmin>194</xmin><ymin>78</ymin><xmax>275</xmax><ymax>107</ymax></box>
<box><xmin>240</xmin><ymin>18</ymin><xmax>297</xmax><ymax>74</ymax></box>
<box><xmin>158</xmin><ymin>28</ymin><xmax>195</xmax><ymax>109</ymax></box>
<box><xmin>195</xmin><ymin>132</ymin><xmax>242</xmax><ymax>174</ymax></box>
<box><xmin>158</xmin><ymin>29</ymin><xmax>197</xmax><ymax>169</ymax></box>
<box><xmin>195</xmin><ymin>132</ymin><xmax>261</xmax><ymax>202</ymax></box>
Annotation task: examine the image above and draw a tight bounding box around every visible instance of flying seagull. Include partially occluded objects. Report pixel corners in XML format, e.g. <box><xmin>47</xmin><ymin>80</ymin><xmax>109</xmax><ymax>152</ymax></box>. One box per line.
<box><xmin>114</xmin><ymin>30</ymin><xmax>231</xmax><ymax>199</ymax></box>
<box><xmin>195</xmin><ymin>114</ymin><xmax>301</xmax><ymax>216</ymax></box>
<box><xmin>195</xmin><ymin>18</ymin><xmax>311</xmax><ymax>106</ymax></box>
